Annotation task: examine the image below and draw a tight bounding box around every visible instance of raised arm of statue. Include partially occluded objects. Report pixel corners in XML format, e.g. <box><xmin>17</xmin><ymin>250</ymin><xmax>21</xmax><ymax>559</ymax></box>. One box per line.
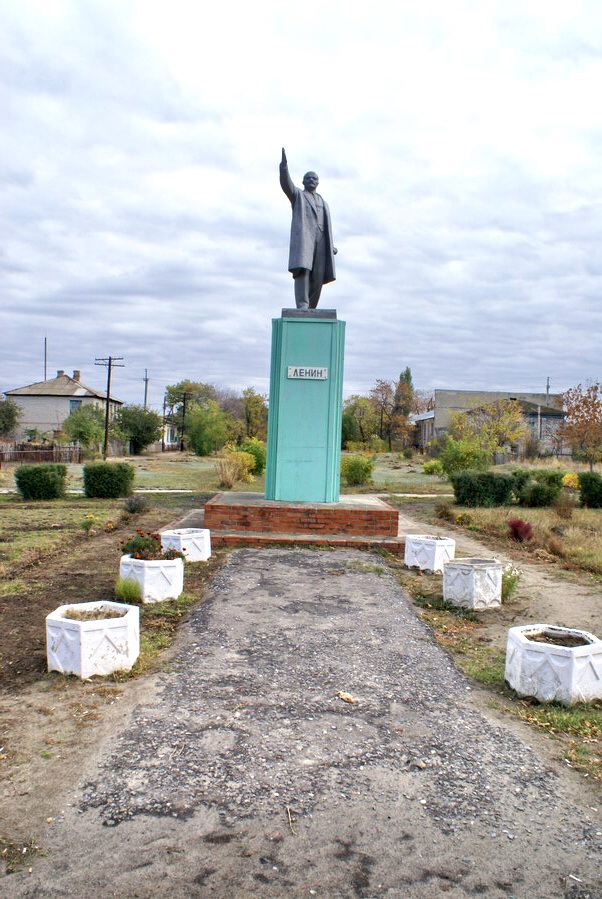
<box><xmin>279</xmin><ymin>147</ymin><xmax>296</xmax><ymax>203</ymax></box>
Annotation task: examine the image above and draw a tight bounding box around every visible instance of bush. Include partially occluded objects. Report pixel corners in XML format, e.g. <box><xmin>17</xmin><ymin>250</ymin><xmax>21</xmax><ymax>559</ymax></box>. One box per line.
<box><xmin>114</xmin><ymin>576</ymin><xmax>143</xmax><ymax>604</ymax></box>
<box><xmin>124</xmin><ymin>495</ymin><xmax>149</xmax><ymax>515</ymax></box>
<box><xmin>508</xmin><ymin>518</ymin><xmax>533</xmax><ymax>542</ymax></box>
<box><xmin>579</xmin><ymin>471</ymin><xmax>602</xmax><ymax>508</ymax></box>
<box><xmin>562</xmin><ymin>472</ymin><xmax>580</xmax><ymax>489</ymax></box>
<box><xmin>402</xmin><ymin>447</ymin><xmax>413</xmax><ymax>460</ymax></box>
<box><xmin>341</xmin><ymin>454</ymin><xmax>375</xmax><ymax>486</ymax></box>
<box><xmin>83</xmin><ymin>463</ymin><xmax>134</xmax><ymax>498</ymax></box>
<box><xmin>215</xmin><ymin>451</ymin><xmax>255</xmax><ymax>488</ymax></box>
<box><xmin>120</xmin><ymin>530</ymin><xmax>183</xmax><ymax>561</ymax></box>
<box><xmin>450</xmin><ymin>471</ymin><xmax>513</xmax><ymax>507</ymax></box>
<box><xmin>439</xmin><ymin>436</ymin><xmax>491</xmax><ymax>476</ymax></box>
<box><xmin>513</xmin><ymin>469</ymin><xmax>564</xmax><ymax>507</ymax></box>
<box><xmin>501</xmin><ymin>563</ymin><xmax>522</xmax><ymax>601</ymax></box>
<box><xmin>423</xmin><ymin>459</ymin><xmax>444</xmax><ymax>477</ymax></box>
<box><xmin>15</xmin><ymin>463</ymin><xmax>67</xmax><ymax>500</ymax></box>
<box><xmin>239</xmin><ymin>437</ymin><xmax>266</xmax><ymax>475</ymax></box>
<box><xmin>435</xmin><ymin>502</ymin><xmax>455</xmax><ymax>522</ymax></box>
<box><xmin>553</xmin><ymin>492</ymin><xmax>574</xmax><ymax>520</ymax></box>
<box><xmin>518</xmin><ymin>481</ymin><xmax>558</xmax><ymax>507</ymax></box>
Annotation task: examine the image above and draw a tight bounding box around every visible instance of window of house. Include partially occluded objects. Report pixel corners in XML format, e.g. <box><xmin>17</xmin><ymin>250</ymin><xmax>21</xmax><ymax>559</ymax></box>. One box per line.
<box><xmin>69</xmin><ymin>400</ymin><xmax>82</xmax><ymax>414</ymax></box>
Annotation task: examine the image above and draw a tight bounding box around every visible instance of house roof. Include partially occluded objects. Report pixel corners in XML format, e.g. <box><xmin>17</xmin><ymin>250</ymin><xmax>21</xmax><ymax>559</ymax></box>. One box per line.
<box><xmin>409</xmin><ymin>410</ymin><xmax>435</xmax><ymax>423</ymax></box>
<box><xmin>5</xmin><ymin>371</ymin><xmax>123</xmax><ymax>404</ymax></box>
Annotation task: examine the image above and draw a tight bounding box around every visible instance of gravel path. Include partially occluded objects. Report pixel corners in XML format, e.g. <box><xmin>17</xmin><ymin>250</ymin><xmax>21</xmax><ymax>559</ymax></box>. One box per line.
<box><xmin>8</xmin><ymin>547</ymin><xmax>602</xmax><ymax>898</ymax></box>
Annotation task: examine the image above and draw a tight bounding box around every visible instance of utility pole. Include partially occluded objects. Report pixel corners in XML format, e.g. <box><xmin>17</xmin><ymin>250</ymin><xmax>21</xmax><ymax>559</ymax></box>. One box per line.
<box><xmin>95</xmin><ymin>356</ymin><xmax>125</xmax><ymax>459</ymax></box>
<box><xmin>180</xmin><ymin>391</ymin><xmax>188</xmax><ymax>452</ymax></box>
<box><xmin>161</xmin><ymin>397</ymin><xmax>166</xmax><ymax>452</ymax></box>
<box><xmin>546</xmin><ymin>377</ymin><xmax>550</xmax><ymax>404</ymax></box>
<box><xmin>143</xmin><ymin>369</ymin><xmax>149</xmax><ymax>409</ymax></box>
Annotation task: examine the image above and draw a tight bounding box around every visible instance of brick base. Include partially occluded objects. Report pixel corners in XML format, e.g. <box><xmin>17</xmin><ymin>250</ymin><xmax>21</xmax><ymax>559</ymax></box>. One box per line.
<box><xmin>203</xmin><ymin>493</ymin><xmax>403</xmax><ymax>554</ymax></box>
<box><xmin>205</xmin><ymin>492</ymin><xmax>399</xmax><ymax>536</ymax></box>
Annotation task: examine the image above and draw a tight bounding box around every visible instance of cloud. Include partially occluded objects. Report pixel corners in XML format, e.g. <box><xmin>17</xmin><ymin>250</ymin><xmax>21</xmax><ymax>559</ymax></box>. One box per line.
<box><xmin>1</xmin><ymin>0</ymin><xmax>601</xmax><ymax>411</ymax></box>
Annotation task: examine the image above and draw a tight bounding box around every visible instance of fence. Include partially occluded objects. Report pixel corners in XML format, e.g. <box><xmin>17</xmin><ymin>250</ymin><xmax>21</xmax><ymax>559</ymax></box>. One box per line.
<box><xmin>0</xmin><ymin>444</ymin><xmax>83</xmax><ymax>464</ymax></box>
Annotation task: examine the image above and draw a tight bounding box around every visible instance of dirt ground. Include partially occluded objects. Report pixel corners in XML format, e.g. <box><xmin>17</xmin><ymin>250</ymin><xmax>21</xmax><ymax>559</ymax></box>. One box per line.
<box><xmin>1</xmin><ymin>502</ymin><xmax>601</xmax><ymax>895</ymax></box>
<box><xmin>394</xmin><ymin>506</ymin><xmax>602</xmax><ymax>652</ymax></box>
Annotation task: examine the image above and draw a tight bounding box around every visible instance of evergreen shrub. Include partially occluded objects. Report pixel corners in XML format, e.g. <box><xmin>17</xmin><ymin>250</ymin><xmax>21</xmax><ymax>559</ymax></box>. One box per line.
<box><xmin>514</xmin><ymin>469</ymin><xmax>564</xmax><ymax>507</ymax></box>
<box><xmin>450</xmin><ymin>470</ymin><xmax>513</xmax><ymax>507</ymax></box>
<box><xmin>578</xmin><ymin>471</ymin><xmax>602</xmax><ymax>508</ymax></box>
<box><xmin>15</xmin><ymin>463</ymin><xmax>67</xmax><ymax>500</ymax></box>
<box><xmin>83</xmin><ymin>462</ymin><xmax>134</xmax><ymax>498</ymax></box>
<box><xmin>341</xmin><ymin>454</ymin><xmax>374</xmax><ymax>486</ymax></box>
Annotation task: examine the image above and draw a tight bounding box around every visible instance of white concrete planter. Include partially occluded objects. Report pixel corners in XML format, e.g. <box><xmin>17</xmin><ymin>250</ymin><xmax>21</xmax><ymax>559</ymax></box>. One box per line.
<box><xmin>404</xmin><ymin>534</ymin><xmax>455</xmax><ymax>573</ymax></box>
<box><xmin>119</xmin><ymin>554</ymin><xmax>184</xmax><ymax>604</ymax></box>
<box><xmin>46</xmin><ymin>601</ymin><xmax>139</xmax><ymax>679</ymax></box>
<box><xmin>160</xmin><ymin>528</ymin><xmax>211</xmax><ymax>562</ymax></box>
<box><xmin>443</xmin><ymin>558</ymin><xmax>502</xmax><ymax>610</ymax></box>
<box><xmin>505</xmin><ymin>624</ymin><xmax>602</xmax><ymax>705</ymax></box>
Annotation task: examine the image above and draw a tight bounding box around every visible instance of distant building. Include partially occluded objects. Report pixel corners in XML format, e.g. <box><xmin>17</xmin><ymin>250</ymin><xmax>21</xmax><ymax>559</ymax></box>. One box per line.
<box><xmin>410</xmin><ymin>389</ymin><xmax>566</xmax><ymax>454</ymax></box>
<box><xmin>4</xmin><ymin>369</ymin><xmax>123</xmax><ymax>440</ymax></box>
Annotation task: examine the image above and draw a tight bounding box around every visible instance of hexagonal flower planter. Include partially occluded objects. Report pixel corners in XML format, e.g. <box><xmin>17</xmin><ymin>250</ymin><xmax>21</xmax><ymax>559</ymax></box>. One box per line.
<box><xmin>160</xmin><ymin>528</ymin><xmax>211</xmax><ymax>562</ymax></box>
<box><xmin>46</xmin><ymin>601</ymin><xmax>139</xmax><ymax>679</ymax></box>
<box><xmin>505</xmin><ymin>624</ymin><xmax>602</xmax><ymax>705</ymax></box>
<box><xmin>119</xmin><ymin>554</ymin><xmax>184</xmax><ymax>604</ymax></box>
<box><xmin>443</xmin><ymin>558</ymin><xmax>502</xmax><ymax>610</ymax></box>
<box><xmin>404</xmin><ymin>534</ymin><xmax>455</xmax><ymax>573</ymax></box>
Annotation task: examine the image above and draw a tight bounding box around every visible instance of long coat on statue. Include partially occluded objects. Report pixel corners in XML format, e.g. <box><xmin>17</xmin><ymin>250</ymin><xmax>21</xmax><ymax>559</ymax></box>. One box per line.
<box><xmin>280</xmin><ymin>164</ymin><xmax>336</xmax><ymax>283</ymax></box>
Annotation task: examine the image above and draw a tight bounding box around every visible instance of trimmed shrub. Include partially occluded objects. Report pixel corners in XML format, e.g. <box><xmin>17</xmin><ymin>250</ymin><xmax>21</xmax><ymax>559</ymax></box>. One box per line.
<box><xmin>83</xmin><ymin>462</ymin><xmax>134</xmax><ymax>498</ymax></box>
<box><xmin>15</xmin><ymin>463</ymin><xmax>67</xmax><ymax>500</ymax></box>
<box><xmin>579</xmin><ymin>471</ymin><xmax>602</xmax><ymax>508</ymax></box>
<box><xmin>513</xmin><ymin>468</ymin><xmax>564</xmax><ymax>507</ymax></box>
<box><xmin>402</xmin><ymin>447</ymin><xmax>413</xmax><ymax>460</ymax></box>
<box><xmin>518</xmin><ymin>481</ymin><xmax>558</xmax><ymax>508</ymax></box>
<box><xmin>240</xmin><ymin>437</ymin><xmax>266</xmax><ymax>475</ymax></box>
<box><xmin>341</xmin><ymin>454</ymin><xmax>374</xmax><ymax>486</ymax></box>
<box><xmin>510</xmin><ymin>468</ymin><xmax>532</xmax><ymax>497</ymax></box>
<box><xmin>450</xmin><ymin>471</ymin><xmax>513</xmax><ymax>507</ymax></box>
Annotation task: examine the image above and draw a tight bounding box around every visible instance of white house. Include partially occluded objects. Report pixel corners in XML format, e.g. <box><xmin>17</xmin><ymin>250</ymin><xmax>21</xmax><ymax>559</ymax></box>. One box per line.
<box><xmin>5</xmin><ymin>369</ymin><xmax>123</xmax><ymax>440</ymax></box>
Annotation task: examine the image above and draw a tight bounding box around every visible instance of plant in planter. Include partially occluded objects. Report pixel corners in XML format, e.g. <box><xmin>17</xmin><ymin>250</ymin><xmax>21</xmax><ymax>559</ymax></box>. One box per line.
<box><xmin>160</xmin><ymin>528</ymin><xmax>212</xmax><ymax>562</ymax></box>
<box><xmin>505</xmin><ymin>624</ymin><xmax>602</xmax><ymax>705</ymax></box>
<box><xmin>119</xmin><ymin>530</ymin><xmax>184</xmax><ymax>604</ymax></box>
<box><xmin>404</xmin><ymin>534</ymin><xmax>455</xmax><ymax>573</ymax></box>
<box><xmin>46</xmin><ymin>601</ymin><xmax>139</xmax><ymax>679</ymax></box>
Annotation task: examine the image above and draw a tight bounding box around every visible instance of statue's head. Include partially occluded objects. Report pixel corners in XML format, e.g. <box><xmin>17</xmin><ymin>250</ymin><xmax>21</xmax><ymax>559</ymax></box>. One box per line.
<box><xmin>303</xmin><ymin>171</ymin><xmax>319</xmax><ymax>191</ymax></box>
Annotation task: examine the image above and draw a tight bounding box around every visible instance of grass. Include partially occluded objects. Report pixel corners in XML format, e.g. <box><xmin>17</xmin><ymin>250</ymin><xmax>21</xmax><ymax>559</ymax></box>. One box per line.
<box><xmin>390</xmin><ymin>562</ymin><xmax>602</xmax><ymax>782</ymax></box>
<box><xmin>0</xmin><ymin>496</ymin><xmax>124</xmax><ymax>570</ymax></box>
<box><xmin>0</xmin><ymin>836</ymin><xmax>48</xmax><ymax>874</ymax></box>
<box><xmin>110</xmin><ymin>590</ymin><xmax>202</xmax><ymax>680</ymax></box>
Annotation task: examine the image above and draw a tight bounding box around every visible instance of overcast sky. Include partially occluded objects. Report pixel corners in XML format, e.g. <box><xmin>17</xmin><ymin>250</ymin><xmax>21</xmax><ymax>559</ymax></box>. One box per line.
<box><xmin>2</xmin><ymin>0</ymin><xmax>601</xmax><ymax>410</ymax></box>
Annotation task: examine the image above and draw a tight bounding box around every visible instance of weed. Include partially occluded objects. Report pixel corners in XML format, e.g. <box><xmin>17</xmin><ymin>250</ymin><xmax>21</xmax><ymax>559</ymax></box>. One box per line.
<box><xmin>114</xmin><ymin>576</ymin><xmax>143</xmax><ymax>604</ymax></box>
<box><xmin>501</xmin><ymin>564</ymin><xmax>522</xmax><ymax>602</ymax></box>
<box><xmin>0</xmin><ymin>835</ymin><xmax>48</xmax><ymax>874</ymax></box>
<box><xmin>347</xmin><ymin>560</ymin><xmax>386</xmax><ymax>575</ymax></box>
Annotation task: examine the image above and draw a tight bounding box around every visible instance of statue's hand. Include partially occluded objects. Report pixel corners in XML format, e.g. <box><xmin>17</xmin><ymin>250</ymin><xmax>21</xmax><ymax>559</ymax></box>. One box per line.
<box><xmin>333</xmin><ymin>247</ymin><xmax>338</xmax><ymax>255</ymax></box>
<box><xmin>281</xmin><ymin>147</ymin><xmax>287</xmax><ymax>166</ymax></box>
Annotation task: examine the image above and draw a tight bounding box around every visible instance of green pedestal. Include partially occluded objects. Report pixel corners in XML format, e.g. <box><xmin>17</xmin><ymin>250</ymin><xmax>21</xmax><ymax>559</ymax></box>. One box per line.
<box><xmin>265</xmin><ymin>310</ymin><xmax>345</xmax><ymax>503</ymax></box>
